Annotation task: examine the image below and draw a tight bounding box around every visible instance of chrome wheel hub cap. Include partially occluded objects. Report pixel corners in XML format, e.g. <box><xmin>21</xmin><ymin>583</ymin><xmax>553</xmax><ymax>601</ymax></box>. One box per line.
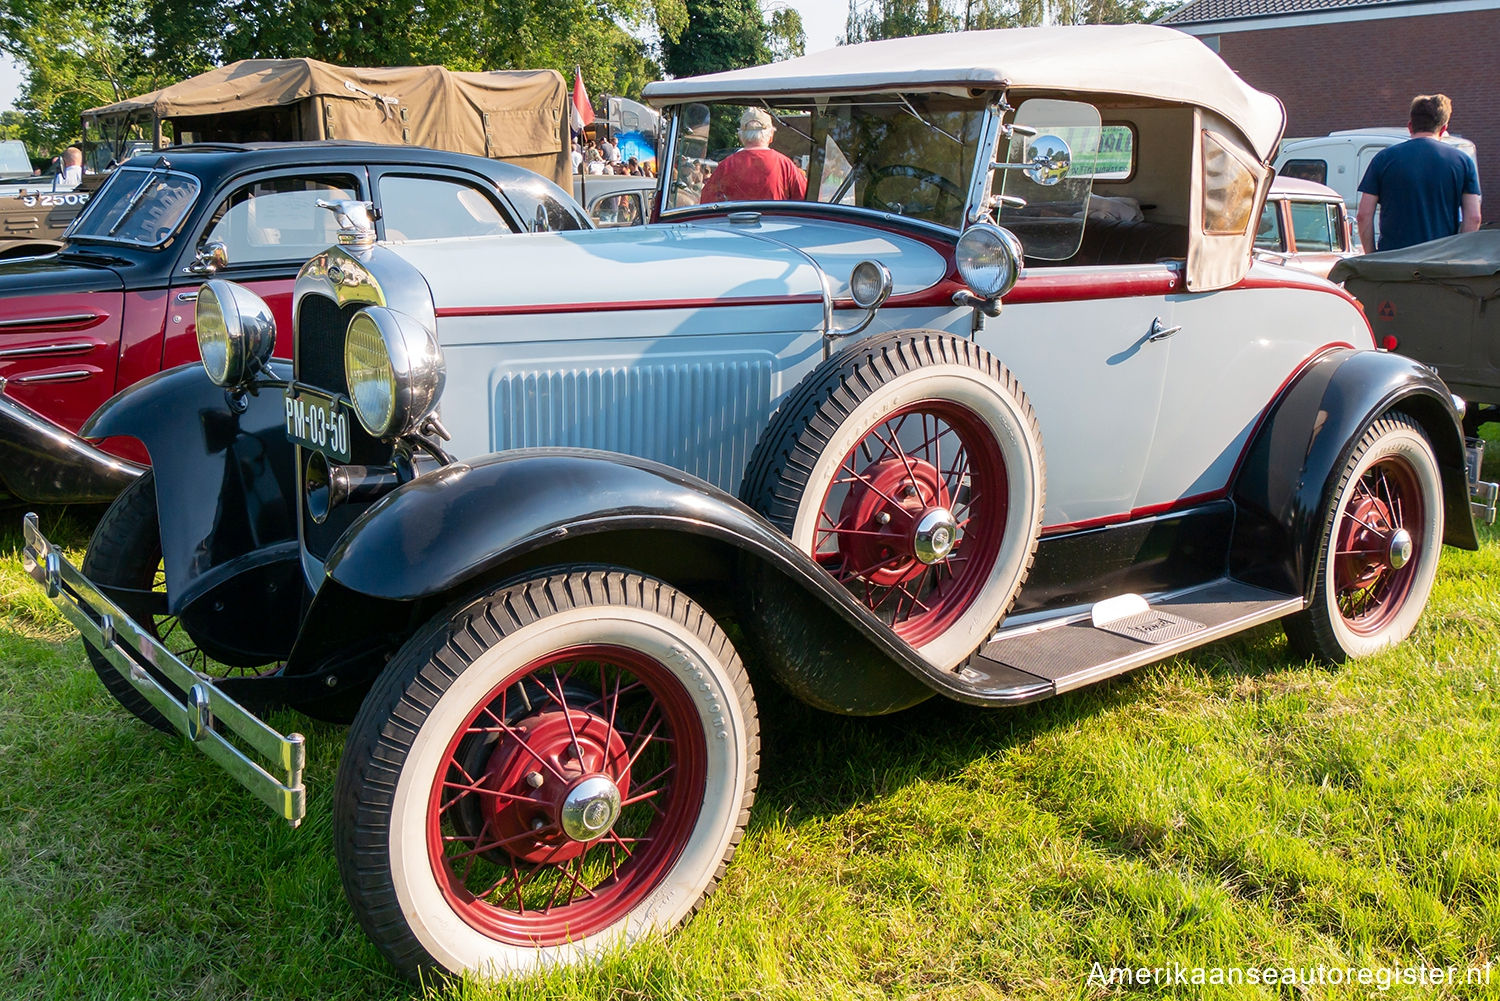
<box><xmin>559</xmin><ymin>774</ymin><xmax>623</xmax><ymax>842</ymax></box>
<box><xmin>1387</xmin><ymin>528</ymin><xmax>1413</xmax><ymax>570</ymax></box>
<box><xmin>912</xmin><ymin>507</ymin><xmax>958</xmax><ymax>564</ymax></box>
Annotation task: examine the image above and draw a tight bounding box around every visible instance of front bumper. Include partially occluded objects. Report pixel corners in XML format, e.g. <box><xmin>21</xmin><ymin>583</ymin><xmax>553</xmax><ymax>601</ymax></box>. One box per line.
<box><xmin>20</xmin><ymin>513</ymin><xmax>306</xmax><ymax>825</ymax></box>
<box><xmin>1466</xmin><ymin>438</ymin><xmax>1498</xmax><ymax>526</ymax></box>
<box><xmin>0</xmin><ymin>383</ymin><xmax>143</xmax><ymax>503</ymax></box>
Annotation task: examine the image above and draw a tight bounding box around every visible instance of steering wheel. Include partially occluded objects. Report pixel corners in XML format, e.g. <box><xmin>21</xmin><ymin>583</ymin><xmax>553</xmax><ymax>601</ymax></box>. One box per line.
<box><xmin>862</xmin><ymin>165</ymin><xmax>965</xmax><ymax>220</ymax></box>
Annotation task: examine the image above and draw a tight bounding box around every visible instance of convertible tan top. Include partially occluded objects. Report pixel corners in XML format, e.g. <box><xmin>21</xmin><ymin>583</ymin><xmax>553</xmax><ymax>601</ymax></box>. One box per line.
<box><xmin>82</xmin><ymin>59</ymin><xmax>570</xmax><ymax>186</ymax></box>
<box><xmin>643</xmin><ymin>24</ymin><xmax>1284</xmax><ymax>162</ymax></box>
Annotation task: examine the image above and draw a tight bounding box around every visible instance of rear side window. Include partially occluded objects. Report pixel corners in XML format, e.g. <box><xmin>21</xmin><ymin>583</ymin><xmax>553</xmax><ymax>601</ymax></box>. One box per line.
<box><xmin>1255</xmin><ymin>201</ymin><xmax>1285</xmax><ymax>250</ymax></box>
<box><xmin>1289</xmin><ymin>199</ymin><xmax>1336</xmax><ymax>251</ymax></box>
<box><xmin>589</xmin><ymin>192</ymin><xmax>645</xmax><ymax>228</ymax></box>
<box><xmin>379</xmin><ymin>175</ymin><xmax>515</xmax><ymax>241</ymax></box>
<box><xmin>1201</xmin><ymin>130</ymin><xmax>1257</xmax><ymax>236</ymax></box>
<box><xmin>1280</xmin><ymin>159</ymin><xmax>1328</xmax><ymax>185</ymax></box>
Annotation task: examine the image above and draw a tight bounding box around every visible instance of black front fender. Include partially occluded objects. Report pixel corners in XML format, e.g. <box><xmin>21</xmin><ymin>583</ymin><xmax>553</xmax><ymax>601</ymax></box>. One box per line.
<box><xmin>295</xmin><ymin>450</ymin><xmax>1024</xmax><ymax>714</ymax></box>
<box><xmin>1231</xmin><ymin>348</ymin><xmax>1477</xmax><ymax>597</ymax></box>
<box><xmin>82</xmin><ymin>361</ymin><xmax>299</xmax><ymax>611</ymax></box>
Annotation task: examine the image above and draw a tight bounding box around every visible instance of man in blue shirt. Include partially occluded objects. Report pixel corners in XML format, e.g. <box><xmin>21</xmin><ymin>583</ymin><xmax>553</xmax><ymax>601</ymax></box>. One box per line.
<box><xmin>1356</xmin><ymin>94</ymin><xmax>1481</xmax><ymax>252</ymax></box>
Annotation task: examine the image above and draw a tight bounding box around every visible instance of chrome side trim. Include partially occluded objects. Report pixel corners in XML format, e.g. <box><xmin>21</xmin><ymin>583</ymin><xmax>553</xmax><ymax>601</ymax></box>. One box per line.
<box><xmin>19</xmin><ymin>514</ymin><xmax>307</xmax><ymax>825</ymax></box>
<box><xmin>8</xmin><ymin>368</ymin><xmax>92</xmax><ymax>385</ymax></box>
<box><xmin>0</xmin><ymin>313</ymin><xmax>99</xmax><ymax>330</ymax></box>
<box><xmin>0</xmin><ymin>340</ymin><xmax>95</xmax><ymax>359</ymax></box>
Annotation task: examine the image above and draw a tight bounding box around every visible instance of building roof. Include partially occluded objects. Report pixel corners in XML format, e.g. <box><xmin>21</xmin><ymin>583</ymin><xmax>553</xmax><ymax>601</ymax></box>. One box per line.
<box><xmin>643</xmin><ymin>24</ymin><xmax>1285</xmax><ymax>160</ymax></box>
<box><xmin>1159</xmin><ymin>0</ymin><xmax>1422</xmax><ymax>27</ymax></box>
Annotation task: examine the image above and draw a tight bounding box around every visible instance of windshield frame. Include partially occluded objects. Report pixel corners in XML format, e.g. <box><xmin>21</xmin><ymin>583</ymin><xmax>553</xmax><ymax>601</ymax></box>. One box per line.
<box><xmin>656</xmin><ymin>93</ymin><xmax>1001</xmax><ymax>232</ymax></box>
<box><xmin>63</xmin><ymin>164</ymin><xmax>202</xmax><ymax>249</ymax></box>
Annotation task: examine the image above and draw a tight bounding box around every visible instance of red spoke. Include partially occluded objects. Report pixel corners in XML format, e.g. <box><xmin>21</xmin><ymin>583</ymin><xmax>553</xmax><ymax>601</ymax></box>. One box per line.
<box><xmin>477</xmin><ymin>705</ymin><xmax>570</xmax><ymax>782</ymax></box>
<box><xmin>446</xmin><ymin>824</ymin><xmax>561</xmax><ymax>863</ymax></box>
<box><xmin>604</xmin><ymin>830</ymin><xmax>636</xmax><ymax>860</ymax></box>
<box><xmin>838</xmin><ymin>458</ymin><xmax>905</xmax><ymax>509</ymax></box>
<box><xmin>622</xmin><ymin>711</ymin><xmax>667</xmax><ymax>774</ymax></box>
<box><xmin>545</xmin><ymin>667</ymin><xmax>587</xmax><ymax>767</ymax></box>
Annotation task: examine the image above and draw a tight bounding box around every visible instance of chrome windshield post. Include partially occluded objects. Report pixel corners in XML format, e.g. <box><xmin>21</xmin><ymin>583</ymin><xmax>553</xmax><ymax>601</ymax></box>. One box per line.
<box><xmin>964</xmin><ymin>94</ymin><xmax>1011</xmax><ymax>227</ymax></box>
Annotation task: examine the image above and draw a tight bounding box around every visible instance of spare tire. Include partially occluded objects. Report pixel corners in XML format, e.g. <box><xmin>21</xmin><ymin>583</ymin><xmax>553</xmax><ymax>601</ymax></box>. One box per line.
<box><xmin>742</xmin><ymin>329</ymin><xmax>1045</xmax><ymax>670</ymax></box>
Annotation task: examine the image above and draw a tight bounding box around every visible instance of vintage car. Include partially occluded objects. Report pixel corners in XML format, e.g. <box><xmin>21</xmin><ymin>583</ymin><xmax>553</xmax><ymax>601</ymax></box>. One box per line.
<box><xmin>1255</xmin><ymin>175</ymin><xmax>1358</xmax><ymax>278</ymax></box>
<box><xmin>574</xmin><ymin>173</ymin><xmax>657</xmax><ymax>227</ymax></box>
<box><xmin>0</xmin><ymin>142</ymin><xmax>588</xmax><ymax>506</ymax></box>
<box><xmin>21</xmin><ymin>25</ymin><xmax>1479</xmax><ymax>982</ymax></box>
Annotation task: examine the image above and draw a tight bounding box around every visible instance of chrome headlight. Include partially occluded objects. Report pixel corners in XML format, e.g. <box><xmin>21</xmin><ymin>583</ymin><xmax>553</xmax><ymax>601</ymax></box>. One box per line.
<box><xmin>849</xmin><ymin>259</ymin><xmax>893</xmax><ymax>309</ymax></box>
<box><xmin>343</xmin><ymin>306</ymin><xmax>445</xmax><ymax>438</ymax></box>
<box><xmin>195</xmin><ymin>279</ymin><xmax>276</xmax><ymax>387</ymax></box>
<box><xmin>956</xmin><ymin>223</ymin><xmax>1024</xmax><ymax>300</ymax></box>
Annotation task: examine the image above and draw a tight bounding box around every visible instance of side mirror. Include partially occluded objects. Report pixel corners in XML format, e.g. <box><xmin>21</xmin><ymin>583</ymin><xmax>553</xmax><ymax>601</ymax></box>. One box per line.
<box><xmin>188</xmin><ymin>240</ymin><xmax>228</xmax><ymax>275</ymax></box>
<box><xmin>1023</xmin><ymin>135</ymin><xmax>1072</xmax><ymax>186</ymax></box>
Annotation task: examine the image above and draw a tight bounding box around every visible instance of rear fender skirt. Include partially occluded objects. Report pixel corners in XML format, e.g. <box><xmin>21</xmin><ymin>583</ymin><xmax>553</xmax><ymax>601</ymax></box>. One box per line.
<box><xmin>1230</xmin><ymin>348</ymin><xmax>1476</xmax><ymax>596</ymax></box>
<box><xmin>81</xmin><ymin>361</ymin><xmax>299</xmax><ymax>612</ymax></box>
<box><xmin>295</xmin><ymin>449</ymin><xmax>963</xmax><ymax>711</ymax></box>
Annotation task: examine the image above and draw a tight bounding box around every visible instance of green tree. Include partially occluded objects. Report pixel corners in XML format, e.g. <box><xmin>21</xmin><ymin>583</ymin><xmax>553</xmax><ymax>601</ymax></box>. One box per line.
<box><xmin>0</xmin><ymin>0</ymin><xmax>161</xmax><ymax>151</ymax></box>
<box><xmin>842</xmin><ymin>0</ymin><xmax>1163</xmax><ymax>41</ymax></box>
<box><xmin>764</xmin><ymin>3</ymin><xmax>807</xmax><ymax>61</ymax></box>
<box><xmin>661</xmin><ymin>0</ymin><xmax>769</xmax><ymax>78</ymax></box>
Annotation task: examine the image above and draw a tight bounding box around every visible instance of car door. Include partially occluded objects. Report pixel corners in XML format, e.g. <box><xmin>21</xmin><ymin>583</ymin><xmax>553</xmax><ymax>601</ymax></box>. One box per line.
<box><xmin>979</xmin><ymin>281</ymin><xmax>1174</xmax><ymax>530</ymax></box>
<box><xmin>165</xmin><ymin>167</ymin><xmax>367</xmax><ymax>370</ymax></box>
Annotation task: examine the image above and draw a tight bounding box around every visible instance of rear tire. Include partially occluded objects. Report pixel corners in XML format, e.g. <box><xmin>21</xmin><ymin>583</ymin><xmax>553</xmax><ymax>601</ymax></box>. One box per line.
<box><xmin>334</xmin><ymin>568</ymin><xmax>759</xmax><ymax>979</ymax></box>
<box><xmin>1284</xmin><ymin>413</ymin><xmax>1443</xmax><ymax>661</ymax></box>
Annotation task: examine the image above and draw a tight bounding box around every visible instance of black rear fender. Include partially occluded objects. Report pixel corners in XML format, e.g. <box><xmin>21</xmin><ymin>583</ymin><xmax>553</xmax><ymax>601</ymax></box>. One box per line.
<box><xmin>288</xmin><ymin>450</ymin><xmax>938</xmax><ymax>715</ymax></box>
<box><xmin>82</xmin><ymin>361</ymin><xmax>298</xmax><ymax>611</ymax></box>
<box><xmin>1231</xmin><ymin>348</ymin><xmax>1476</xmax><ymax>597</ymax></box>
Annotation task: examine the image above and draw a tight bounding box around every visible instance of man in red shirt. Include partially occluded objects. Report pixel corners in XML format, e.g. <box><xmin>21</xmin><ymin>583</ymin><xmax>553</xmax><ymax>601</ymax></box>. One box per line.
<box><xmin>700</xmin><ymin>107</ymin><xmax>806</xmax><ymax>203</ymax></box>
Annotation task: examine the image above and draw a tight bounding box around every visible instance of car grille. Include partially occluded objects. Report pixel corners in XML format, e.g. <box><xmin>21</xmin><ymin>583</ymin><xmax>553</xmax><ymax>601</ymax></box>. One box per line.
<box><xmin>294</xmin><ymin>293</ymin><xmax>392</xmax><ymax>562</ymax></box>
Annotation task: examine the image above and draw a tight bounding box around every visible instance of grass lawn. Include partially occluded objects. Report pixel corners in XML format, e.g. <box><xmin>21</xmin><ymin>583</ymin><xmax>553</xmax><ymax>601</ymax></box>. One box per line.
<box><xmin>2</xmin><ymin>454</ymin><xmax>1499</xmax><ymax>1000</ymax></box>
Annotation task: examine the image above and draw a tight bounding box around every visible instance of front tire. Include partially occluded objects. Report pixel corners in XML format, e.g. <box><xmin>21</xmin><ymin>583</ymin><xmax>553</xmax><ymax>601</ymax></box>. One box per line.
<box><xmin>1284</xmin><ymin>413</ymin><xmax>1444</xmax><ymax>661</ymax></box>
<box><xmin>81</xmin><ymin>471</ymin><xmax>280</xmax><ymax>731</ymax></box>
<box><xmin>334</xmin><ymin>569</ymin><xmax>759</xmax><ymax>979</ymax></box>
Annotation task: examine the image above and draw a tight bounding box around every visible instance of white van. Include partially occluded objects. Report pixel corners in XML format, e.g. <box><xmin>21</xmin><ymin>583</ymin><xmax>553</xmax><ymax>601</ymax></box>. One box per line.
<box><xmin>1274</xmin><ymin>127</ymin><xmax>1478</xmax><ymax>211</ymax></box>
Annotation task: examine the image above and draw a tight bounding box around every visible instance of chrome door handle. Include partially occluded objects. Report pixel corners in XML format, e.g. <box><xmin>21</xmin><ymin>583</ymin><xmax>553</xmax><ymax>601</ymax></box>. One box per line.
<box><xmin>175</xmin><ymin>291</ymin><xmax>198</xmax><ymax>303</ymax></box>
<box><xmin>1146</xmin><ymin>316</ymin><xmax>1182</xmax><ymax>342</ymax></box>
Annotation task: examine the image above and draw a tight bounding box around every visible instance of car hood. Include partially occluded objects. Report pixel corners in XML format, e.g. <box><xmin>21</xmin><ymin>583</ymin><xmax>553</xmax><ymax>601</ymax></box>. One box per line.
<box><xmin>0</xmin><ymin>252</ymin><xmax>124</xmax><ymax>296</ymax></box>
<box><xmin>385</xmin><ymin>224</ymin><xmax>830</xmax><ymax>310</ymax></box>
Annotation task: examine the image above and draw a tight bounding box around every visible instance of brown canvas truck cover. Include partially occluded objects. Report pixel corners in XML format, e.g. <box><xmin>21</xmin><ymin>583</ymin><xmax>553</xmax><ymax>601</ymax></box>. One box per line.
<box><xmin>1331</xmin><ymin>231</ymin><xmax>1500</xmax><ymax>405</ymax></box>
<box><xmin>81</xmin><ymin>59</ymin><xmax>570</xmax><ymax>187</ymax></box>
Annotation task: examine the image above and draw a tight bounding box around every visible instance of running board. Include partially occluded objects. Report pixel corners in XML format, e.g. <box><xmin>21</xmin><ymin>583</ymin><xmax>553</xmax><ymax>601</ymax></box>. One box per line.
<box><xmin>956</xmin><ymin>579</ymin><xmax>1304</xmax><ymax>704</ymax></box>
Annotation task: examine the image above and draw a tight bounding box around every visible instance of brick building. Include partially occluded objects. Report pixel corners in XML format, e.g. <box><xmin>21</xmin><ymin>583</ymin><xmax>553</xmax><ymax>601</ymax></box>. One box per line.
<box><xmin>1157</xmin><ymin>0</ymin><xmax>1500</xmax><ymax>201</ymax></box>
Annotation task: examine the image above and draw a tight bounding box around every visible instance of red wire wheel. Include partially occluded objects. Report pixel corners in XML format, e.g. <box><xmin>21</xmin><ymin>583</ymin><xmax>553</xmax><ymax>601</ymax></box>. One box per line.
<box><xmin>811</xmin><ymin>400</ymin><xmax>1008</xmax><ymax>647</ymax></box>
<box><xmin>1331</xmin><ymin>454</ymin><xmax>1423</xmax><ymax>635</ymax></box>
<box><xmin>425</xmin><ymin>644</ymin><xmax>708</xmax><ymax>946</ymax></box>
<box><xmin>1284</xmin><ymin>413</ymin><xmax>1444</xmax><ymax>663</ymax></box>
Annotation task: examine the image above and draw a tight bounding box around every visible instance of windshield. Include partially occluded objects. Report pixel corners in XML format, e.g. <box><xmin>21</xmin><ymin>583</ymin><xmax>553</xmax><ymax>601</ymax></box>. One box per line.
<box><xmin>0</xmin><ymin>140</ymin><xmax>30</xmax><ymax>176</ymax></box>
<box><xmin>66</xmin><ymin>165</ymin><xmax>200</xmax><ymax>247</ymax></box>
<box><xmin>663</xmin><ymin>94</ymin><xmax>988</xmax><ymax>229</ymax></box>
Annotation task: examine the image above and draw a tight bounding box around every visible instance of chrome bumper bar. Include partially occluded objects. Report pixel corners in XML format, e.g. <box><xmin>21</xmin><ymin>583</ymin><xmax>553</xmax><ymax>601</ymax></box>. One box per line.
<box><xmin>20</xmin><ymin>513</ymin><xmax>306</xmax><ymax>826</ymax></box>
<box><xmin>1466</xmin><ymin>438</ymin><xmax>1498</xmax><ymax>526</ymax></box>
<box><xmin>0</xmin><ymin>383</ymin><xmax>143</xmax><ymax>503</ymax></box>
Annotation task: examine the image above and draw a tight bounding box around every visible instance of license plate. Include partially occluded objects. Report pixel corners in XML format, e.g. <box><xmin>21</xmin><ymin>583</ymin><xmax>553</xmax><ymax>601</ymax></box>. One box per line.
<box><xmin>284</xmin><ymin>385</ymin><xmax>352</xmax><ymax>462</ymax></box>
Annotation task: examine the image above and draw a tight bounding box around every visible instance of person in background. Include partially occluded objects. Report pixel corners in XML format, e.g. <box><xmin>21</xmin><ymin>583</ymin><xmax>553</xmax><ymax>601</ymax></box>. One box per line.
<box><xmin>570</xmin><ymin>142</ymin><xmax>584</xmax><ymax>173</ymax></box>
<box><xmin>52</xmin><ymin>146</ymin><xmax>84</xmax><ymax>191</ymax></box>
<box><xmin>599</xmin><ymin>134</ymin><xmax>618</xmax><ymax>167</ymax></box>
<box><xmin>699</xmin><ymin>108</ymin><xmax>806</xmax><ymax>203</ymax></box>
<box><xmin>1356</xmin><ymin>94</ymin><xmax>1481</xmax><ymax>252</ymax></box>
